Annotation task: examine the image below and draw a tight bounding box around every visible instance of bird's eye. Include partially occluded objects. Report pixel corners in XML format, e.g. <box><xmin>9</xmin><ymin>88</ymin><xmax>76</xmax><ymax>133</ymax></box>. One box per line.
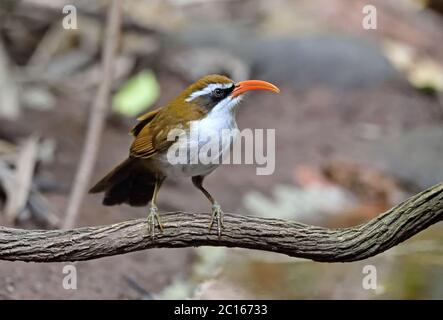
<box><xmin>213</xmin><ymin>88</ymin><xmax>223</xmax><ymax>97</ymax></box>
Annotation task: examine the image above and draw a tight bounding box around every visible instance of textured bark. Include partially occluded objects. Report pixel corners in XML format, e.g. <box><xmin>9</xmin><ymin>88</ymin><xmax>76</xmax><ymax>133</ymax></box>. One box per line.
<box><xmin>1</xmin><ymin>182</ymin><xmax>443</xmax><ymax>263</ymax></box>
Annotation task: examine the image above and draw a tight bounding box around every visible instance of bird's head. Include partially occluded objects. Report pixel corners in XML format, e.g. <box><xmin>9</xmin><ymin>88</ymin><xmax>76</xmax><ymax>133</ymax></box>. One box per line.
<box><xmin>178</xmin><ymin>74</ymin><xmax>280</xmax><ymax>113</ymax></box>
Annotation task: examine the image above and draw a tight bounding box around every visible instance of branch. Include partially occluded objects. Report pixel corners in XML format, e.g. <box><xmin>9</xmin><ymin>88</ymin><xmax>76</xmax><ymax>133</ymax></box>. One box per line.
<box><xmin>63</xmin><ymin>0</ymin><xmax>121</xmax><ymax>229</ymax></box>
<box><xmin>1</xmin><ymin>182</ymin><xmax>443</xmax><ymax>263</ymax></box>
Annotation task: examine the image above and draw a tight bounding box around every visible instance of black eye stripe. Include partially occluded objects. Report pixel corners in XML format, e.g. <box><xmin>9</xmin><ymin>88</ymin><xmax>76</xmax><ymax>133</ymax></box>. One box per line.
<box><xmin>211</xmin><ymin>85</ymin><xmax>234</xmax><ymax>99</ymax></box>
<box><xmin>214</xmin><ymin>88</ymin><xmax>223</xmax><ymax>97</ymax></box>
<box><xmin>192</xmin><ymin>84</ymin><xmax>235</xmax><ymax>111</ymax></box>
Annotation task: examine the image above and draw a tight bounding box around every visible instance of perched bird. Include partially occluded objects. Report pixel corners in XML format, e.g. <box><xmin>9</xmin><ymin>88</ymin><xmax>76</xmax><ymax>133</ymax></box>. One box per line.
<box><xmin>89</xmin><ymin>74</ymin><xmax>280</xmax><ymax>238</ymax></box>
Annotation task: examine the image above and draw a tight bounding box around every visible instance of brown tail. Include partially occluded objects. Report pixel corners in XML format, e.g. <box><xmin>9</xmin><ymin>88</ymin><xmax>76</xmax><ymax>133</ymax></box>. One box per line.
<box><xmin>89</xmin><ymin>158</ymin><xmax>155</xmax><ymax>207</ymax></box>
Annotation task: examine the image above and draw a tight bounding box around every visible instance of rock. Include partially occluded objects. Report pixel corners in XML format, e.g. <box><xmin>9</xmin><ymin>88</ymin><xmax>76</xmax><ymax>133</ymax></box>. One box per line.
<box><xmin>240</xmin><ymin>36</ymin><xmax>403</xmax><ymax>90</ymax></box>
<box><xmin>21</xmin><ymin>86</ymin><xmax>56</xmax><ymax>111</ymax></box>
<box><xmin>373</xmin><ymin>126</ymin><xmax>443</xmax><ymax>189</ymax></box>
<box><xmin>175</xmin><ymin>25</ymin><xmax>403</xmax><ymax>89</ymax></box>
<box><xmin>167</xmin><ymin>47</ymin><xmax>250</xmax><ymax>82</ymax></box>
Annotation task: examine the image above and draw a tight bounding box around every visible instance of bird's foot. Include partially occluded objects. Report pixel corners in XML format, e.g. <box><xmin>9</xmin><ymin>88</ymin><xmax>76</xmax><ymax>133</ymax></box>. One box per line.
<box><xmin>147</xmin><ymin>206</ymin><xmax>164</xmax><ymax>239</ymax></box>
<box><xmin>209</xmin><ymin>202</ymin><xmax>224</xmax><ymax>238</ymax></box>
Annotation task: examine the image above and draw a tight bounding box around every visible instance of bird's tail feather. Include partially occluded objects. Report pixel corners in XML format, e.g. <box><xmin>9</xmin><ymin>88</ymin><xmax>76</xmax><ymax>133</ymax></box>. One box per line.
<box><xmin>89</xmin><ymin>158</ymin><xmax>155</xmax><ymax>207</ymax></box>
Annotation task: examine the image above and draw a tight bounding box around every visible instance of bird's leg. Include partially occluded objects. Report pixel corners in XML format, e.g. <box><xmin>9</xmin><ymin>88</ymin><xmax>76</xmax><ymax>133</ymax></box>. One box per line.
<box><xmin>147</xmin><ymin>176</ymin><xmax>165</xmax><ymax>238</ymax></box>
<box><xmin>192</xmin><ymin>175</ymin><xmax>224</xmax><ymax>237</ymax></box>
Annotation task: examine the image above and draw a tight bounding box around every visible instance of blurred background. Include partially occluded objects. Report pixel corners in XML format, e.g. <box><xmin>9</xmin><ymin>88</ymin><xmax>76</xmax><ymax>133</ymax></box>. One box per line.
<box><xmin>1</xmin><ymin>0</ymin><xmax>443</xmax><ymax>299</ymax></box>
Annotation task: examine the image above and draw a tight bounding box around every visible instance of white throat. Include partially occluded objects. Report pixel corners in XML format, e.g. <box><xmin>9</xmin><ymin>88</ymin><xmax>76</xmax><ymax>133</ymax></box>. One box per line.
<box><xmin>157</xmin><ymin>95</ymin><xmax>242</xmax><ymax>178</ymax></box>
<box><xmin>210</xmin><ymin>95</ymin><xmax>243</xmax><ymax>115</ymax></box>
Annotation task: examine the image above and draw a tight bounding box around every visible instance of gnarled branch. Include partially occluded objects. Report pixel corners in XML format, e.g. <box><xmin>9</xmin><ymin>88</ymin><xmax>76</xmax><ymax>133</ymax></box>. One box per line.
<box><xmin>1</xmin><ymin>182</ymin><xmax>442</xmax><ymax>263</ymax></box>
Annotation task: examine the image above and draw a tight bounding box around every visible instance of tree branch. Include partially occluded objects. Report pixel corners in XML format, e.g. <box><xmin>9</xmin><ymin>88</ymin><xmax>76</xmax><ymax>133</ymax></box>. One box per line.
<box><xmin>63</xmin><ymin>0</ymin><xmax>121</xmax><ymax>229</ymax></box>
<box><xmin>1</xmin><ymin>182</ymin><xmax>443</xmax><ymax>263</ymax></box>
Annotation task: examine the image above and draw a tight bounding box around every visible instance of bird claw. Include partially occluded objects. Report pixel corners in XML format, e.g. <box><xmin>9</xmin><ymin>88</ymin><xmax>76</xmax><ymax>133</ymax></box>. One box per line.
<box><xmin>209</xmin><ymin>203</ymin><xmax>224</xmax><ymax>238</ymax></box>
<box><xmin>147</xmin><ymin>206</ymin><xmax>163</xmax><ymax>239</ymax></box>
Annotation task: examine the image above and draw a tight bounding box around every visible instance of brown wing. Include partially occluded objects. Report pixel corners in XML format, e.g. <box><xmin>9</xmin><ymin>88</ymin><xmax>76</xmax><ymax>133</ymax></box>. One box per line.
<box><xmin>129</xmin><ymin>103</ymin><xmax>207</xmax><ymax>159</ymax></box>
<box><xmin>130</xmin><ymin>121</ymin><xmax>178</xmax><ymax>158</ymax></box>
<box><xmin>130</xmin><ymin>109</ymin><xmax>161</xmax><ymax>137</ymax></box>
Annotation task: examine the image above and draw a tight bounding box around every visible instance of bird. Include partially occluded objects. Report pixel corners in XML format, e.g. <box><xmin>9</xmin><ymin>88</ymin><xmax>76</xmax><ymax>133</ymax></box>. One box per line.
<box><xmin>89</xmin><ymin>74</ymin><xmax>280</xmax><ymax>238</ymax></box>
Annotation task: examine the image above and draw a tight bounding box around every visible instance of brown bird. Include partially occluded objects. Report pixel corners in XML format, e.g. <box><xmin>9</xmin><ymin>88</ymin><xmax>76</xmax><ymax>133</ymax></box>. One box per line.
<box><xmin>89</xmin><ymin>74</ymin><xmax>280</xmax><ymax>238</ymax></box>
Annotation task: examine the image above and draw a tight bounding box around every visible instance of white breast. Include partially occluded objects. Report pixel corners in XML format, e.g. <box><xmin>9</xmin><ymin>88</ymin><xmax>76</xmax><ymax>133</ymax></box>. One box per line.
<box><xmin>156</xmin><ymin>96</ymin><xmax>242</xmax><ymax>178</ymax></box>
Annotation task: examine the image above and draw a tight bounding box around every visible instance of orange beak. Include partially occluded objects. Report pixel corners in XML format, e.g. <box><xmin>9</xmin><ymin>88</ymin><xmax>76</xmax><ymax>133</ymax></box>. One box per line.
<box><xmin>231</xmin><ymin>80</ymin><xmax>280</xmax><ymax>97</ymax></box>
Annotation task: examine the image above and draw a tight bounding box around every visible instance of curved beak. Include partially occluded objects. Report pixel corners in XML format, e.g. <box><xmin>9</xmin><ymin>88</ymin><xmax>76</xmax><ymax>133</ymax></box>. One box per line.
<box><xmin>231</xmin><ymin>80</ymin><xmax>280</xmax><ymax>97</ymax></box>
